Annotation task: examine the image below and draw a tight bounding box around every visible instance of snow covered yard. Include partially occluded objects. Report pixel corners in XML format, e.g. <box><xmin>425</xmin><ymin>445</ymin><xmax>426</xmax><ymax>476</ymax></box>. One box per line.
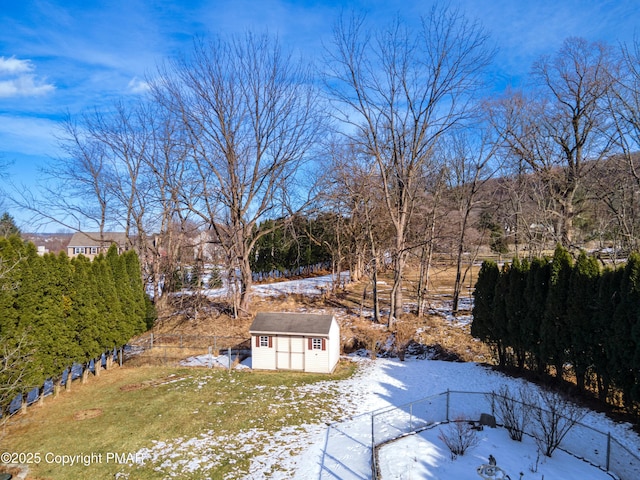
<box><xmin>135</xmin><ymin>354</ymin><xmax>639</xmax><ymax>479</ymax></box>
<box><xmin>378</xmin><ymin>424</ymin><xmax>614</xmax><ymax>480</ymax></box>
<box><xmin>288</xmin><ymin>357</ymin><xmax>640</xmax><ymax>480</ymax></box>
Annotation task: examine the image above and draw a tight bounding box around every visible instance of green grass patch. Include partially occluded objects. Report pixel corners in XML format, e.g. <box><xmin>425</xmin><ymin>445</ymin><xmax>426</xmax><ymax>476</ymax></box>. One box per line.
<box><xmin>1</xmin><ymin>361</ymin><xmax>356</xmax><ymax>479</ymax></box>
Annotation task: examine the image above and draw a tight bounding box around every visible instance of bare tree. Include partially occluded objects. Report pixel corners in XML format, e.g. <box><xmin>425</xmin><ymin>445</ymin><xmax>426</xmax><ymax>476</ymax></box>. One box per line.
<box><xmin>604</xmin><ymin>38</ymin><xmax>640</xmax><ymax>251</ymax></box>
<box><xmin>139</xmin><ymin>104</ymin><xmax>194</xmax><ymax>306</ymax></box>
<box><xmin>491</xmin><ymin>384</ymin><xmax>535</xmax><ymax>442</ymax></box>
<box><xmin>443</xmin><ymin>128</ymin><xmax>499</xmax><ymax>314</ymax></box>
<box><xmin>325</xmin><ymin>6</ymin><xmax>493</xmax><ymax>322</ymax></box>
<box><xmin>532</xmin><ymin>388</ymin><xmax>586</xmax><ymax>457</ymax></box>
<box><xmin>494</xmin><ymin>38</ymin><xmax>618</xmax><ymax>248</ymax></box>
<box><xmin>22</xmin><ymin>114</ymin><xmax>116</xmax><ymax>234</ymax></box>
<box><xmin>414</xmin><ymin>164</ymin><xmax>448</xmax><ymax>317</ymax></box>
<box><xmin>79</xmin><ymin>101</ymin><xmax>155</xmax><ymax>241</ymax></box>
<box><xmin>151</xmin><ymin>34</ymin><xmax>325</xmax><ymax>316</ymax></box>
<box><xmin>325</xmin><ymin>140</ymin><xmax>387</xmax><ymax>322</ymax></box>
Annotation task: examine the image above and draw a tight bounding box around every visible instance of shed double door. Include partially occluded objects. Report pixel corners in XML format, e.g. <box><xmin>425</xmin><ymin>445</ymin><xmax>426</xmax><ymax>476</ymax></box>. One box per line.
<box><xmin>276</xmin><ymin>336</ymin><xmax>304</xmax><ymax>370</ymax></box>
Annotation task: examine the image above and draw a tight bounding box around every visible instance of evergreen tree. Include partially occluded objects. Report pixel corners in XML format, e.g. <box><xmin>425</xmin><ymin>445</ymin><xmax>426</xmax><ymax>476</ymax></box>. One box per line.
<box><xmin>0</xmin><ymin>213</ymin><xmax>20</xmax><ymax>238</ymax></box>
<box><xmin>70</xmin><ymin>255</ymin><xmax>102</xmax><ymax>361</ymax></box>
<box><xmin>541</xmin><ymin>245</ymin><xmax>573</xmax><ymax>381</ymax></box>
<box><xmin>567</xmin><ymin>252</ymin><xmax>600</xmax><ymax>392</ymax></box>
<box><xmin>611</xmin><ymin>253</ymin><xmax>640</xmax><ymax>408</ymax></box>
<box><xmin>14</xmin><ymin>248</ymin><xmax>77</xmax><ymax>385</ymax></box>
<box><xmin>0</xmin><ymin>236</ymin><xmax>24</xmax><ymax>340</ymax></box>
<box><xmin>505</xmin><ymin>258</ymin><xmax>529</xmax><ymax>369</ymax></box>
<box><xmin>123</xmin><ymin>250</ymin><xmax>149</xmax><ymax>336</ymax></box>
<box><xmin>492</xmin><ymin>263</ymin><xmax>511</xmax><ymax>367</ymax></box>
<box><xmin>471</xmin><ymin>260</ymin><xmax>500</xmax><ymax>350</ymax></box>
<box><xmin>92</xmin><ymin>254</ymin><xmax>124</xmax><ymax>348</ymax></box>
<box><xmin>106</xmin><ymin>245</ymin><xmax>137</xmax><ymax>344</ymax></box>
<box><xmin>523</xmin><ymin>257</ymin><xmax>550</xmax><ymax>374</ymax></box>
<box><xmin>594</xmin><ymin>266</ymin><xmax>621</xmax><ymax>402</ymax></box>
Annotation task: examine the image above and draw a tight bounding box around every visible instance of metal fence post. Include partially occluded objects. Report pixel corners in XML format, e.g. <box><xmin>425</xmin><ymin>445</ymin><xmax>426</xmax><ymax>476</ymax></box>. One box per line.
<box><xmin>491</xmin><ymin>391</ymin><xmax>495</xmax><ymax>417</ymax></box>
<box><xmin>409</xmin><ymin>402</ymin><xmax>413</xmax><ymax>433</ymax></box>
<box><xmin>446</xmin><ymin>389</ymin><xmax>450</xmax><ymax>422</ymax></box>
<box><xmin>606</xmin><ymin>432</ymin><xmax>611</xmax><ymax>471</ymax></box>
<box><xmin>371</xmin><ymin>413</ymin><xmax>376</xmax><ymax>478</ymax></box>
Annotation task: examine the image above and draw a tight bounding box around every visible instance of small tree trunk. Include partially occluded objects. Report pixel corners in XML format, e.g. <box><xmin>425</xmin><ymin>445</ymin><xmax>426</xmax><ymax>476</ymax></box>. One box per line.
<box><xmin>238</xmin><ymin>255</ymin><xmax>252</xmax><ymax>317</ymax></box>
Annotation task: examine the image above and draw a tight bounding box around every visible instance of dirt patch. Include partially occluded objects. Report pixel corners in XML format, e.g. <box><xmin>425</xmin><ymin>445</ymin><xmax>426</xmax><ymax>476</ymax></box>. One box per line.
<box><xmin>120</xmin><ymin>383</ymin><xmax>145</xmax><ymax>392</ymax></box>
<box><xmin>73</xmin><ymin>408</ymin><xmax>103</xmax><ymax>420</ymax></box>
<box><xmin>120</xmin><ymin>374</ymin><xmax>190</xmax><ymax>392</ymax></box>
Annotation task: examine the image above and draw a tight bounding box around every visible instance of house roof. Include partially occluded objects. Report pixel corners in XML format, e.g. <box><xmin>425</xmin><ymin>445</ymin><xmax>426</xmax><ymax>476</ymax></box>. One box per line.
<box><xmin>68</xmin><ymin>232</ymin><xmax>128</xmax><ymax>247</ymax></box>
<box><xmin>250</xmin><ymin>312</ymin><xmax>336</xmax><ymax>336</ymax></box>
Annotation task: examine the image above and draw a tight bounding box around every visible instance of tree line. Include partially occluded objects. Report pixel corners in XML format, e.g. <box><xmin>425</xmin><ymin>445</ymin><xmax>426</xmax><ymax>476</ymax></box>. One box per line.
<box><xmin>0</xmin><ymin>235</ymin><xmax>154</xmax><ymax>416</ymax></box>
<box><xmin>13</xmin><ymin>6</ymin><xmax>640</xmax><ymax>321</ymax></box>
<box><xmin>472</xmin><ymin>245</ymin><xmax>640</xmax><ymax>414</ymax></box>
<box><xmin>250</xmin><ymin>215</ymin><xmax>334</xmax><ymax>275</ymax></box>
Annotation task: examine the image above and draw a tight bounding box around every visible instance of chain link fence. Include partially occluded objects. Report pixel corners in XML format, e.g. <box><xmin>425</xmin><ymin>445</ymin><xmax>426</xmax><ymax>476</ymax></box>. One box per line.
<box><xmin>124</xmin><ymin>332</ymin><xmax>250</xmax><ymax>367</ymax></box>
<box><xmin>319</xmin><ymin>390</ymin><xmax>640</xmax><ymax>480</ymax></box>
<box><xmin>2</xmin><ymin>348</ymin><xmax>121</xmax><ymax>420</ymax></box>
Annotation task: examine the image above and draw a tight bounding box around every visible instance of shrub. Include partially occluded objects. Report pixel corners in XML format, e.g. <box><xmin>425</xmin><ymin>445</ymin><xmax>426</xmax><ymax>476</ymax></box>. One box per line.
<box><xmin>438</xmin><ymin>417</ymin><xmax>480</xmax><ymax>460</ymax></box>
<box><xmin>532</xmin><ymin>388</ymin><xmax>586</xmax><ymax>457</ymax></box>
<box><xmin>491</xmin><ymin>384</ymin><xmax>534</xmax><ymax>441</ymax></box>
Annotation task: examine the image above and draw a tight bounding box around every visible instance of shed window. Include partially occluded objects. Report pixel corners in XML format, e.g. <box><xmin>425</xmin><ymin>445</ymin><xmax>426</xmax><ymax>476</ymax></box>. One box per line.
<box><xmin>309</xmin><ymin>337</ymin><xmax>326</xmax><ymax>350</ymax></box>
<box><xmin>257</xmin><ymin>335</ymin><xmax>272</xmax><ymax>348</ymax></box>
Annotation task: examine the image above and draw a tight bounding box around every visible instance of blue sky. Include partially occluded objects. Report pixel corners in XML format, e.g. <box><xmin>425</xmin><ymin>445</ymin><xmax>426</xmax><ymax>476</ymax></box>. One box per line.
<box><xmin>1</xmin><ymin>0</ymin><xmax>639</xmax><ymax>229</ymax></box>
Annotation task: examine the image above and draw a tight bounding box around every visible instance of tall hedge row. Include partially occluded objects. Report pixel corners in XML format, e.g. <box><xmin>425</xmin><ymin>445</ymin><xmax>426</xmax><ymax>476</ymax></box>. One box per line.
<box><xmin>472</xmin><ymin>245</ymin><xmax>640</xmax><ymax>411</ymax></box>
<box><xmin>0</xmin><ymin>237</ymin><xmax>152</xmax><ymax>404</ymax></box>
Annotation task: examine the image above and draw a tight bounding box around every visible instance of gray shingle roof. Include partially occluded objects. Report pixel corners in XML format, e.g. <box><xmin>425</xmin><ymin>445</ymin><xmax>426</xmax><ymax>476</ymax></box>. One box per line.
<box><xmin>250</xmin><ymin>312</ymin><xmax>335</xmax><ymax>336</ymax></box>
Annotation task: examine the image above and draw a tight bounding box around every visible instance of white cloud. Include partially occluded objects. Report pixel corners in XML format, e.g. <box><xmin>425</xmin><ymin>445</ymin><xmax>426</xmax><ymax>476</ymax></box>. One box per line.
<box><xmin>0</xmin><ymin>75</ymin><xmax>55</xmax><ymax>98</ymax></box>
<box><xmin>0</xmin><ymin>56</ymin><xmax>55</xmax><ymax>97</ymax></box>
<box><xmin>127</xmin><ymin>76</ymin><xmax>150</xmax><ymax>94</ymax></box>
<box><xmin>0</xmin><ymin>56</ymin><xmax>33</xmax><ymax>75</ymax></box>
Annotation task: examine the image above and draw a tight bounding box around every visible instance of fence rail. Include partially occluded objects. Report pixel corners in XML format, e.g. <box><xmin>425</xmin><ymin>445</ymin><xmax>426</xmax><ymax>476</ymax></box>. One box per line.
<box><xmin>319</xmin><ymin>390</ymin><xmax>640</xmax><ymax>480</ymax></box>
<box><xmin>1</xmin><ymin>348</ymin><xmax>122</xmax><ymax>421</ymax></box>
<box><xmin>2</xmin><ymin>333</ymin><xmax>249</xmax><ymax>420</ymax></box>
<box><xmin>124</xmin><ymin>333</ymin><xmax>249</xmax><ymax>367</ymax></box>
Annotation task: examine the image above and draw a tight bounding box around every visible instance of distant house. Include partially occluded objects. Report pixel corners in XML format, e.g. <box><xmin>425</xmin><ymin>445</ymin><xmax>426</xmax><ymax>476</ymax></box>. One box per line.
<box><xmin>67</xmin><ymin>232</ymin><xmax>129</xmax><ymax>260</ymax></box>
<box><xmin>249</xmin><ymin>312</ymin><xmax>341</xmax><ymax>373</ymax></box>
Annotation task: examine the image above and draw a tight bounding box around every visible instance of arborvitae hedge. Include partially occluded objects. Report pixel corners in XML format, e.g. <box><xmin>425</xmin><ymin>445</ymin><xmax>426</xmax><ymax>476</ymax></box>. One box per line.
<box><xmin>472</xmin><ymin>246</ymin><xmax>640</xmax><ymax>412</ymax></box>
<box><xmin>0</xmin><ymin>237</ymin><xmax>152</xmax><ymax>408</ymax></box>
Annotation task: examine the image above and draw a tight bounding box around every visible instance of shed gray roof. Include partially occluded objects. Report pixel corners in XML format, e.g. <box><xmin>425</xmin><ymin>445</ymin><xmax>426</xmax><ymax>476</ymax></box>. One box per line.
<box><xmin>250</xmin><ymin>312</ymin><xmax>335</xmax><ymax>336</ymax></box>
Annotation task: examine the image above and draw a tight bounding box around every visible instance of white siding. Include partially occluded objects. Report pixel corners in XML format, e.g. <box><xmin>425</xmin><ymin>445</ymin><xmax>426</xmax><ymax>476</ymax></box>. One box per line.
<box><xmin>251</xmin><ymin>335</ymin><xmax>276</xmax><ymax>370</ymax></box>
<box><xmin>328</xmin><ymin>319</ymin><xmax>340</xmax><ymax>372</ymax></box>
<box><xmin>304</xmin><ymin>336</ymin><xmax>329</xmax><ymax>373</ymax></box>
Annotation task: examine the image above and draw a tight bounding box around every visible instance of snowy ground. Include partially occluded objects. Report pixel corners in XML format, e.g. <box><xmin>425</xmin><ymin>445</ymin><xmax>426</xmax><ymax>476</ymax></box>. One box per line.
<box><xmin>140</xmin><ymin>274</ymin><xmax>640</xmax><ymax>479</ymax></box>
<box><xmin>200</xmin><ymin>272</ymin><xmax>351</xmax><ymax>299</ymax></box>
<box><xmin>289</xmin><ymin>357</ymin><xmax>639</xmax><ymax>480</ymax></box>
<box><xmin>158</xmin><ymin>354</ymin><xmax>639</xmax><ymax>480</ymax></box>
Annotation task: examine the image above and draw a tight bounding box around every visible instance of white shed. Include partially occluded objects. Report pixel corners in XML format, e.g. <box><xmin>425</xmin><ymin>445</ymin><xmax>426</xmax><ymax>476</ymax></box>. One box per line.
<box><xmin>249</xmin><ymin>312</ymin><xmax>340</xmax><ymax>373</ymax></box>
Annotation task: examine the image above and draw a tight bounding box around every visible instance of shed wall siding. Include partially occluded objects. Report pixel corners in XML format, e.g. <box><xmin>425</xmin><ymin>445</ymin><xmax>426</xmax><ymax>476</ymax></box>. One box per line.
<box><xmin>251</xmin><ymin>336</ymin><xmax>277</xmax><ymax>370</ymax></box>
<box><xmin>304</xmin><ymin>335</ymin><xmax>331</xmax><ymax>373</ymax></box>
<box><xmin>328</xmin><ymin>320</ymin><xmax>340</xmax><ymax>372</ymax></box>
